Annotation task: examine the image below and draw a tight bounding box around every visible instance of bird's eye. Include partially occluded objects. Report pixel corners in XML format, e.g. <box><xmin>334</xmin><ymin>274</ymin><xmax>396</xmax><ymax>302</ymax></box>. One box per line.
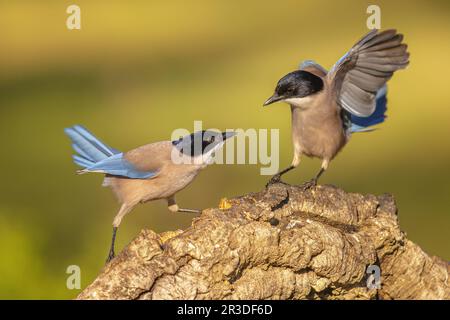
<box><xmin>207</xmin><ymin>136</ymin><xmax>215</xmax><ymax>143</ymax></box>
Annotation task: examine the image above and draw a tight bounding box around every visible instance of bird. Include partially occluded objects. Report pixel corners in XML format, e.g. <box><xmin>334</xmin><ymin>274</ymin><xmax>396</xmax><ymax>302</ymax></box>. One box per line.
<box><xmin>263</xmin><ymin>29</ymin><xmax>409</xmax><ymax>187</ymax></box>
<box><xmin>64</xmin><ymin>125</ymin><xmax>236</xmax><ymax>262</ymax></box>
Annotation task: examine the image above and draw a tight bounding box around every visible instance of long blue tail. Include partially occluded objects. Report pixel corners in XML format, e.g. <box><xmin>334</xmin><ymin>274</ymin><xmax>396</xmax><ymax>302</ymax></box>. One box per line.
<box><xmin>64</xmin><ymin>125</ymin><xmax>120</xmax><ymax>169</ymax></box>
<box><xmin>350</xmin><ymin>86</ymin><xmax>387</xmax><ymax>133</ymax></box>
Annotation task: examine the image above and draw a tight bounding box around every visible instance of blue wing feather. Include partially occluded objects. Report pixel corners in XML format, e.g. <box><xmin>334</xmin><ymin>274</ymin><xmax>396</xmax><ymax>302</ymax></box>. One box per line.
<box><xmin>73</xmin><ymin>155</ymin><xmax>95</xmax><ymax>168</ymax></box>
<box><xmin>299</xmin><ymin>60</ymin><xmax>328</xmax><ymax>73</ymax></box>
<box><xmin>65</xmin><ymin>125</ymin><xmax>155</xmax><ymax>179</ymax></box>
<box><xmin>65</xmin><ymin>127</ymin><xmax>109</xmax><ymax>162</ymax></box>
<box><xmin>83</xmin><ymin>153</ymin><xmax>157</xmax><ymax>179</ymax></box>
<box><xmin>350</xmin><ymin>86</ymin><xmax>387</xmax><ymax>133</ymax></box>
<box><xmin>72</xmin><ymin>125</ymin><xmax>120</xmax><ymax>156</ymax></box>
<box><xmin>71</xmin><ymin>143</ymin><xmax>92</xmax><ymax>161</ymax></box>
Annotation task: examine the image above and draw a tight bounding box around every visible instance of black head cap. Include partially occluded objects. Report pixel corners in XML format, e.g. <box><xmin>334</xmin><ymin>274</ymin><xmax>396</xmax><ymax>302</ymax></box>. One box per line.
<box><xmin>264</xmin><ymin>70</ymin><xmax>324</xmax><ymax>106</ymax></box>
<box><xmin>172</xmin><ymin>130</ymin><xmax>236</xmax><ymax>157</ymax></box>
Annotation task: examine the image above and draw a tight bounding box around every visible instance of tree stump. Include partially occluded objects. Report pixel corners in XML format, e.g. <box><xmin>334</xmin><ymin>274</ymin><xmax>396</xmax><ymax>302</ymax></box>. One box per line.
<box><xmin>77</xmin><ymin>184</ymin><xmax>450</xmax><ymax>300</ymax></box>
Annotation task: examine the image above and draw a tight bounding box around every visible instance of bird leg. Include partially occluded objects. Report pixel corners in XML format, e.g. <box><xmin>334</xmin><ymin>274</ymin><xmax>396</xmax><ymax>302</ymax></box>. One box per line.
<box><xmin>178</xmin><ymin>208</ymin><xmax>201</xmax><ymax>213</ymax></box>
<box><xmin>106</xmin><ymin>226</ymin><xmax>118</xmax><ymax>263</ymax></box>
<box><xmin>266</xmin><ymin>165</ymin><xmax>295</xmax><ymax>187</ymax></box>
<box><xmin>167</xmin><ymin>196</ymin><xmax>201</xmax><ymax>214</ymax></box>
<box><xmin>267</xmin><ymin>153</ymin><xmax>302</xmax><ymax>187</ymax></box>
<box><xmin>301</xmin><ymin>160</ymin><xmax>328</xmax><ymax>190</ymax></box>
<box><xmin>107</xmin><ymin>203</ymin><xmax>133</xmax><ymax>263</ymax></box>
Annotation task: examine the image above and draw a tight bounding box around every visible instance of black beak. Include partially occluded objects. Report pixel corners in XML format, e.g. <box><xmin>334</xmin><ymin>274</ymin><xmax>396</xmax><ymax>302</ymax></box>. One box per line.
<box><xmin>263</xmin><ymin>94</ymin><xmax>284</xmax><ymax>106</ymax></box>
<box><xmin>221</xmin><ymin>131</ymin><xmax>237</xmax><ymax>140</ymax></box>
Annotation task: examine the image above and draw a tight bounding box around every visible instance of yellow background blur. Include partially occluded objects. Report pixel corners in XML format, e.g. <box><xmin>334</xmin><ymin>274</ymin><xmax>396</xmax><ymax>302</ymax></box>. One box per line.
<box><xmin>0</xmin><ymin>0</ymin><xmax>449</xmax><ymax>299</ymax></box>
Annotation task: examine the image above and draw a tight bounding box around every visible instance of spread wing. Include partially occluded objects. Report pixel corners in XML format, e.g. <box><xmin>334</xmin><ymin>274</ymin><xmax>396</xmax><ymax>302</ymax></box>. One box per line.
<box><xmin>328</xmin><ymin>29</ymin><xmax>409</xmax><ymax>117</ymax></box>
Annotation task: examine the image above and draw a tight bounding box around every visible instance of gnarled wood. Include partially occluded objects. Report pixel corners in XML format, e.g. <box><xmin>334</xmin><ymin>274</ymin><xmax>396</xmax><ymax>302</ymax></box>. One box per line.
<box><xmin>77</xmin><ymin>184</ymin><xmax>449</xmax><ymax>300</ymax></box>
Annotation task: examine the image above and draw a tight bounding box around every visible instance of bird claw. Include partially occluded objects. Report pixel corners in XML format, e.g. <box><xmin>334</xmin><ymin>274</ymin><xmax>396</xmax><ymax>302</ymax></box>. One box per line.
<box><xmin>300</xmin><ymin>179</ymin><xmax>317</xmax><ymax>190</ymax></box>
<box><xmin>266</xmin><ymin>174</ymin><xmax>283</xmax><ymax>187</ymax></box>
<box><xmin>106</xmin><ymin>250</ymin><xmax>115</xmax><ymax>264</ymax></box>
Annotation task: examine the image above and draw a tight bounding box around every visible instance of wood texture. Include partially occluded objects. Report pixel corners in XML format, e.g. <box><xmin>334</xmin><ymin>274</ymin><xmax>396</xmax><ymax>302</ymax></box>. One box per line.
<box><xmin>77</xmin><ymin>184</ymin><xmax>450</xmax><ymax>300</ymax></box>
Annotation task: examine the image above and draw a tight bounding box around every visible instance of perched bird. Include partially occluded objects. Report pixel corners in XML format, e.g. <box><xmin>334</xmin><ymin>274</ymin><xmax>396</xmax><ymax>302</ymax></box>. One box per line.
<box><xmin>263</xmin><ymin>29</ymin><xmax>409</xmax><ymax>186</ymax></box>
<box><xmin>65</xmin><ymin>125</ymin><xmax>235</xmax><ymax>262</ymax></box>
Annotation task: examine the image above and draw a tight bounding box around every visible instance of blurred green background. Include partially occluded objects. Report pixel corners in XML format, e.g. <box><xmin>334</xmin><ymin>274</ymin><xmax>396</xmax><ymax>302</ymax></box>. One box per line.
<box><xmin>0</xmin><ymin>0</ymin><xmax>449</xmax><ymax>299</ymax></box>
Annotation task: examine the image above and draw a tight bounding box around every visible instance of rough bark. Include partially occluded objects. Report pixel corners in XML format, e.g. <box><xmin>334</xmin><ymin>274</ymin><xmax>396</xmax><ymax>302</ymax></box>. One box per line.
<box><xmin>77</xmin><ymin>184</ymin><xmax>449</xmax><ymax>300</ymax></box>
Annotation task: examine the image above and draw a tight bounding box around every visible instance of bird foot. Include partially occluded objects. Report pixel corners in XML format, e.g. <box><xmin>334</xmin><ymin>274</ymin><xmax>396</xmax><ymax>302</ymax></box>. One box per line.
<box><xmin>300</xmin><ymin>179</ymin><xmax>317</xmax><ymax>190</ymax></box>
<box><xmin>106</xmin><ymin>250</ymin><xmax>115</xmax><ymax>264</ymax></box>
<box><xmin>266</xmin><ymin>174</ymin><xmax>288</xmax><ymax>188</ymax></box>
